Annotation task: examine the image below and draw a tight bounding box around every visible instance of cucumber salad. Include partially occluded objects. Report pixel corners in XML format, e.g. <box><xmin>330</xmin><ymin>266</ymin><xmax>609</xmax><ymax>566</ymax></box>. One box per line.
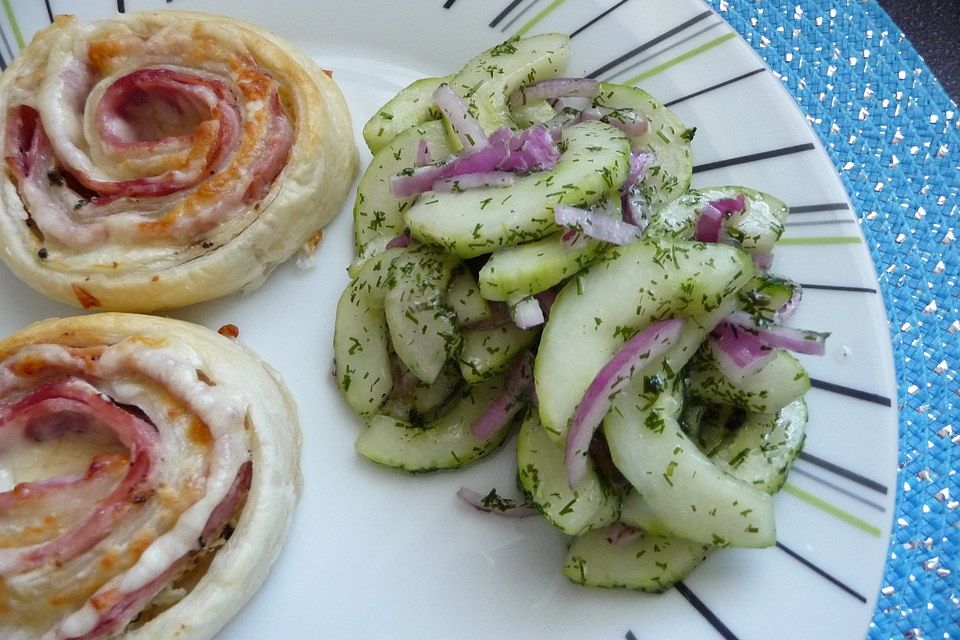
<box><xmin>334</xmin><ymin>33</ymin><xmax>828</xmax><ymax>592</ymax></box>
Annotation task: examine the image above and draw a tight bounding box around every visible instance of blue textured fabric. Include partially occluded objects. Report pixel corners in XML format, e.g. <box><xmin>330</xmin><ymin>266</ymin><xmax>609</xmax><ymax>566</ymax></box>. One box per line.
<box><xmin>702</xmin><ymin>1</ymin><xmax>960</xmax><ymax>637</ymax></box>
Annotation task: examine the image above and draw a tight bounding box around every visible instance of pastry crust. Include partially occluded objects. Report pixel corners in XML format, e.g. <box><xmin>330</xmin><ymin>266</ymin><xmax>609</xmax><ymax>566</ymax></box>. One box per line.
<box><xmin>0</xmin><ymin>11</ymin><xmax>357</xmax><ymax>312</ymax></box>
<box><xmin>0</xmin><ymin>313</ymin><xmax>301</xmax><ymax>640</ymax></box>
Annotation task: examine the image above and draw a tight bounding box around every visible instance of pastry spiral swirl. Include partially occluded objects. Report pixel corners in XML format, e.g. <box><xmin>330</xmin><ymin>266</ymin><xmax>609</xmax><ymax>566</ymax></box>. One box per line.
<box><xmin>0</xmin><ymin>313</ymin><xmax>301</xmax><ymax>639</ymax></box>
<box><xmin>0</xmin><ymin>11</ymin><xmax>357</xmax><ymax>311</ymax></box>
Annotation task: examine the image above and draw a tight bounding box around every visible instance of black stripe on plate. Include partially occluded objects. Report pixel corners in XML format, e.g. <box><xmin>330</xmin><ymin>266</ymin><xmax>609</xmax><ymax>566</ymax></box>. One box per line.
<box><xmin>776</xmin><ymin>542</ymin><xmax>868</xmax><ymax>603</ymax></box>
<box><xmin>570</xmin><ymin>0</ymin><xmax>631</xmax><ymax>38</ymax></box>
<box><xmin>784</xmin><ymin>218</ymin><xmax>857</xmax><ymax>227</ymax></box>
<box><xmin>674</xmin><ymin>581</ymin><xmax>739</xmax><ymax>640</ymax></box>
<box><xmin>587</xmin><ymin>9</ymin><xmax>712</xmax><ymax>79</ymax></box>
<box><xmin>797</xmin><ymin>451</ymin><xmax>888</xmax><ymax>495</ymax></box>
<box><xmin>0</xmin><ymin>25</ymin><xmax>13</xmax><ymax>63</ymax></box>
<box><xmin>625</xmin><ymin>632</ymin><xmax>638</xmax><ymax>640</ymax></box>
<box><xmin>490</xmin><ymin>0</ymin><xmax>525</xmax><ymax>27</ymax></box>
<box><xmin>0</xmin><ymin>50</ymin><xmax>6</xmax><ymax>72</ymax></box>
<box><xmin>797</xmin><ymin>283</ymin><xmax>878</xmax><ymax>293</ymax></box>
<box><xmin>692</xmin><ymin>143</ymin><xmax>815</xmax><ymax>173</ymax></box>
<box><xmin>117</xmin><ymin>0</ymin><xmax>126</xmax><ymax>12</ymax></box>
<box><xmin>45</xmin><ymin>0</ymin><xmax>55</xmax><ymax>22</ymax></box>
<box><xmin>789</xmin><ymin>202</ymin><xmax>850</xmax><ymax>214</ymax></box>
<box><xmin>443</xmin><ymin>0</ymin><xmax>457</xmax><ymax>8</ymax></box>
<box><xmin>808</xmin><ymin>378</ymin><xmax>892</xmax><ymax>407</ymax></box>
<box><xmin>790</xmin><ymin>466</ymin><xmax>887</xmax><ymax>511</ymax></box>
<box><xmin>664</xmin><ymin>68</ymin><xmax>765</xmax><ymax>107</ymax></box>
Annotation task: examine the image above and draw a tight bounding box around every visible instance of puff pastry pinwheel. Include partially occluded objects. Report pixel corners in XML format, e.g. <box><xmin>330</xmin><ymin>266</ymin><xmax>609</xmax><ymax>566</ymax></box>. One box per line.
<box><xmin>0</xmin><ymin>313</ymin><xmax>301</xmax><ymax>639</ymax></box>
<box><xmin>0</xmin><ymin>11</ymin><xmax>357</xmax><ymax>311</ymax></box>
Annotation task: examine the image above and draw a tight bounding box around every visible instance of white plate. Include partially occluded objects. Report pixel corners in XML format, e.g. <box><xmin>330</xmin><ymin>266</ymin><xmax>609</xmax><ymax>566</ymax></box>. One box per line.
<box><xmin>0</xmin><ymin>1</ymin><xmax>899</xmax><ymax>638</ymax></box>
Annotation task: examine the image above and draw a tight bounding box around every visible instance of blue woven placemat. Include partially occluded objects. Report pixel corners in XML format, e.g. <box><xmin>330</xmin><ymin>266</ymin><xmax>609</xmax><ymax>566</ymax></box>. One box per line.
<box><xmin>702</xmin><ymin>1</ymin><xmax>959</xmax><ymax>637</ymax></box>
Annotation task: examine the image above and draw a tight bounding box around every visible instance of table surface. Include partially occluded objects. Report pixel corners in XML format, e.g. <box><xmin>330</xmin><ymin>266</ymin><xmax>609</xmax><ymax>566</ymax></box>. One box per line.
<box><xmin>877</xmin><ymin>0</ymin><xmax>960</xmax><ymax>101</ymax></box>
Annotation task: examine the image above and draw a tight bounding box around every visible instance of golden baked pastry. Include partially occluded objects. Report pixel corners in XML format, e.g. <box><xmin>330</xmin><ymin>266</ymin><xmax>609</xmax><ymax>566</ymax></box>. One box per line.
<box><xmin>0</xmin><ymin>11</ymin><xmax>357</xmax><ymax>311</ymax></box>
<box><xmin>0</xmin><ymin>313</ymin><xmax>301</xmax><ymax>639</ymax></box>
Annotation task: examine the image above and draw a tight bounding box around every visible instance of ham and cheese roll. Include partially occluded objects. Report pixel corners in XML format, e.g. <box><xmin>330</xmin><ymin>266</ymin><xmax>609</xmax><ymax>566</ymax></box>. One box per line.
<box><xmin>0</xmin><ymin>11</ymin><xmax>357</xmax><ymax>311</ymax></box>
<box><xmin>0</xmin><ymin>313</ymin><xmax>301</xmax><ymax>639</ymax></box>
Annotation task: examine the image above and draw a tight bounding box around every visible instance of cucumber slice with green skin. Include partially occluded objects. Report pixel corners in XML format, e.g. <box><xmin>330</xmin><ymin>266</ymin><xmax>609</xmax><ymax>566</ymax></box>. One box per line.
<box><xmin>647</xmin><ymin>187</ymin><xmax>789</xmax><ymax>254</ymax></box>
<box><xmin>384</xmin><ymin>246</ymin><xmax>462</xmax><ymax>384</ymax></box>
<box><xmin>688</xmin><ymin>347</ymin><xmax>811</xmax><ymax>414</ymax></box>
<box><xmin>478</xmin><ymin>232</ymin><xmax>608</xmax><ymax>301</ymax></box>
<box><xmin>564</xmin><ymin>527</ymin><xmax>710</xmax><ymax>593</ymax></box>
<box><xmin>535</xmin><ymin>238</ymin><xmax>755</xmax><ymax>441</ymax></box>
<box><xmin>604</xmin><ymin>374</ymin><xmax>776</xmax><ymax>548</ymax></box>
<box><xmin>354</xmin><ymin>120</ymin><xmax>454</xmax><ymax>252</ymax></box>
<box><xmin>737</xmin><ymin>273</ymin><xmax>800</xmax><ymax>324</ymax></box>
<box><xmin>380</xmin><ymin>362</ymin><xmax>464</xmax><ymax>426</ymax></box>
<box><xmin>510</xmin><ymin>99</ymin><xmax>557</xmax><ymax>128</ymax></box>
<box><xmin>517</xmin><ymin>409</ymin><xmax>619</xmax><ymax>535</ymax></box>
<box><xmin>593</xmin><ymin>83</ymin><xmax>693</xmax><ymax>207</ymax></box>
<box><xmin>619</xmin><ymin>491</ymin><xmax>672</xmax><ymax>536</ymax></box>
<box><xmin>708</xmin><ymin>398</ymin><xmax>807</xmax><ymax>494</ymax></box>
<box><xmin>458</xmin><ymin>324</ymin><xmax>538</xmax><ymax>383</ymax></box>
<box><xmin>447</xmin><ymin>268</ymin><xmax>493</xmax><ymax>327</ymax></box>
<box><xmin>449</xmin><ymin>33</ymin><xmax>569</xmax><ymax>134</ymax></box>
<box><xmin>334</xmin><ymin>248</ymin><xmax>406</xmax><ymax>415</ymax></box>
<box><xmin>362</xmin><ymin>76</ymin><xmax>450</xmax><ymax>154</ymax></box>
<box><xmin>406</xmin><ymin>120</ymin><xmax>631</xmax><ymax>258</ymax></box>
<box><xmin>355</xmin><ymin>376</ymin><xmax>512</xmax><ymax>472</ymax></box>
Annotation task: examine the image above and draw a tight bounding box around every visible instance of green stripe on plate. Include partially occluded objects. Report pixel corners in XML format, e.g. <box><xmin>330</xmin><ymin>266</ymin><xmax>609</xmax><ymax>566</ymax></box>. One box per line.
<box><xmin>512</xmin><ymin>0</ymin><xmax>570</xmax><ymax>38</ymax></box>
<box><xmin>782</xmin><ymin>482</ymin><xmax>882</xmax><ymax>537</ymax></box>
<box><xmin>777</xmin><ymin>236</ymin><xmax>863</xmax><ymax>246</ymax></box>
<box><xmin>1</xmin><ymin>0</ymin><xmax>25</xmax><ymax>49</ymax></box>
<box><xmin>623</xmin><ymin>31</ymin><xmax>737</xmax><ymax>85</ymax></box>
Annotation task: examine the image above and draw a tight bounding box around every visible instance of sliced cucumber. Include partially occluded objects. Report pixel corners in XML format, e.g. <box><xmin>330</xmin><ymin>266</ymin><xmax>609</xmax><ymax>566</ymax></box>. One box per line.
<box><xmin>510</xmin><ymin>99</ymin><xmax>557</xmax><ymax>128</ymax></box>
<box><xmin>535</xmin><ymin>238</ymin><xmax>755</xmax><ymax>441</ymax></box>
<box><xmin>647</xmin><ymin>187</ymin><xmax>789</xmax><ymax>253</ymax></box>
<box><xmin>478</xmin><ymin>232</ymin><xmax>608</xmax><ymax>301</ymax></box>
<box><xmin>604</xmin><ymin>374</ymin><xmax>776</xmax><ymax>548</ymax></box>
<box><xmin>737</xmin><ymin>273</ymin><xmax>800</xmax><ymax>324</ymax></box>
<box><xmin>354</xmin><ymin>120</ymin><xmax>454</xmax><ymax>252</ymax></box>
<box><xmin>333</xmin><ymin>248</ymin><xmax>406</xmax><ymax>416</ymax></box>
<box><xmin>458</xmin><ymin>324</ymin><xmax>538</xmax><ymax>383</ymax></box>
<box><xmin>355</xmin><ymin>376</ymin><xmax>512</xmax><ymax>472</ymax></box>
<box><xmin>688</xmin><ymin>347</ymin><xmax>810</xmax><ymax>414</ymax></box>
<box><xmin>593</xmin><ymin>83</ymin><xmax>693</xmax><ymax>207</ymax></box>
<box><xmin>362</xmin><ymin>76</ymin><xmax>450</xmax><ymax>154</ymax></box>
<box><xmin>618</xmin><ymin>491</ymin><xmax>672</xmax><ymax>536</ymax></box>
<box><xmin>384</xmin><ymin>246</ymin><xmax>461</xmax><ymax>384</ymax></box>
<box><xmin>380</xmin><ymin>362</ymin><xmax>464</xmax><ymax>426</ymax></box>
<box><xmin>564</xmin><ymin>527</ymin><xmax>710</xmax><ymax>593</ymax></box>
<box><xmin>446</xmin><ymin>268</ymin><xmax>492</xmax><ymax>327</ymax></box>
<box><xmin>709</xmin><ymin>398</ymin><xmax>807</xmax><ymax>494</ymax></box>
<box><xmin>449</xmin><ymin>33</ymin><xmax>569</xmax><ymax>134</ymax></box>
<box><xmin>517</xmin><ymin>409</ymin><xmax>619</xmax><ymax>535</ymax></box>
<box><xmin>406</xmin><ymin>120</ymin><xmax>630</xmax><ymax>258</ymax></box>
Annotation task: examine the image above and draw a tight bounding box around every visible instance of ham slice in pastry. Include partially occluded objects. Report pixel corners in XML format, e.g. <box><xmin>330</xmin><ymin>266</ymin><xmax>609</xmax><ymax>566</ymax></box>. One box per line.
<box><xmin>0</xmin><ymin>11</ymin><xmax>357</xmax><ymax>311</ymax></box>
<box><xmin>0</xmin><ymin>313</ymin><xmax>301</xmax><ymax>639</ymax></box>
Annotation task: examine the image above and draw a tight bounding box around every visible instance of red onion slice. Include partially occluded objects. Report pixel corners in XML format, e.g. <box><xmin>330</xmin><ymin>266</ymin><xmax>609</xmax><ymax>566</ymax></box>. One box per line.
<box><xmin>555</xmin><ymin>203</ymin><xmax>644</xmax><ymax>246</ymax></box>
<box><xmin>509</xmin><ymin>296</ymin><xmax>545</xmax><ymax>329</ymax></box>
<box><xmin>471</xmin><ymin>351</ymin><xmax>534</xmax><ymax>440</ymax></box>
<box><xmin>416</xmin><ymin>137</ymin><xmax>433</xmax><ymax>166</ymax></box>
<box><xmin>457</xmin><ymin>487</ymin><xmax>538</xmax><ymax>517</ymax></box>
<box><xmin>500</xmin><ymin>124</ymin><xmax>560</xmax><ymax>173</ymax></box>
<box><xmin>385</xmin><ymin>229</ymin><xmax>412</xmax><ymax>249</ymax></box>
<box><xmin>389</xmin><ymin>127</ymin><xmax>511</xmax><ymax>198</ymax></box>
<box><xmin>751</xmin><ymin>251</ymin><xmax>773</xmax><ymax>270</ymax></box>
<box><xmin>433</xmin><ymin>83</ymin><xmax>488</xmax><ymax>151</ymax></box>
<box><xmin>508</xmin><ymin>77</ymin><xmax>600</xmax><ymax>109</ymax></box>
<box><xmin>621</xmin><ymin>150</ymin><xmax>653</xmax><ymax>193</ymax></box>
<box><xmin>565</xmin><ymin>318</ymin><xmax>684</xmax><ymax>488</ymax></box>
<box><xmin>708</xmin><ymin>321</ymin><xmax>777</xmax><ymax>382</ymax></box>
<box><xmin>695</xmin><ymin>194</ymin><xmax>747</xmax><ymax>243</ymax></box>
<box><xmin>724</xmin><ymin>311</ymin><xmax>828</xmax><ymax>356</ymax></box>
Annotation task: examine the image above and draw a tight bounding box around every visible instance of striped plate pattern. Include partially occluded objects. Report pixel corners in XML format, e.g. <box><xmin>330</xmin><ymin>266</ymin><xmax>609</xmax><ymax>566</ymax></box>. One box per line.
<box><xmin>0</xmin><ymin>1</ymin><xmax>898</xmax><ymax>639</ymax></box>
